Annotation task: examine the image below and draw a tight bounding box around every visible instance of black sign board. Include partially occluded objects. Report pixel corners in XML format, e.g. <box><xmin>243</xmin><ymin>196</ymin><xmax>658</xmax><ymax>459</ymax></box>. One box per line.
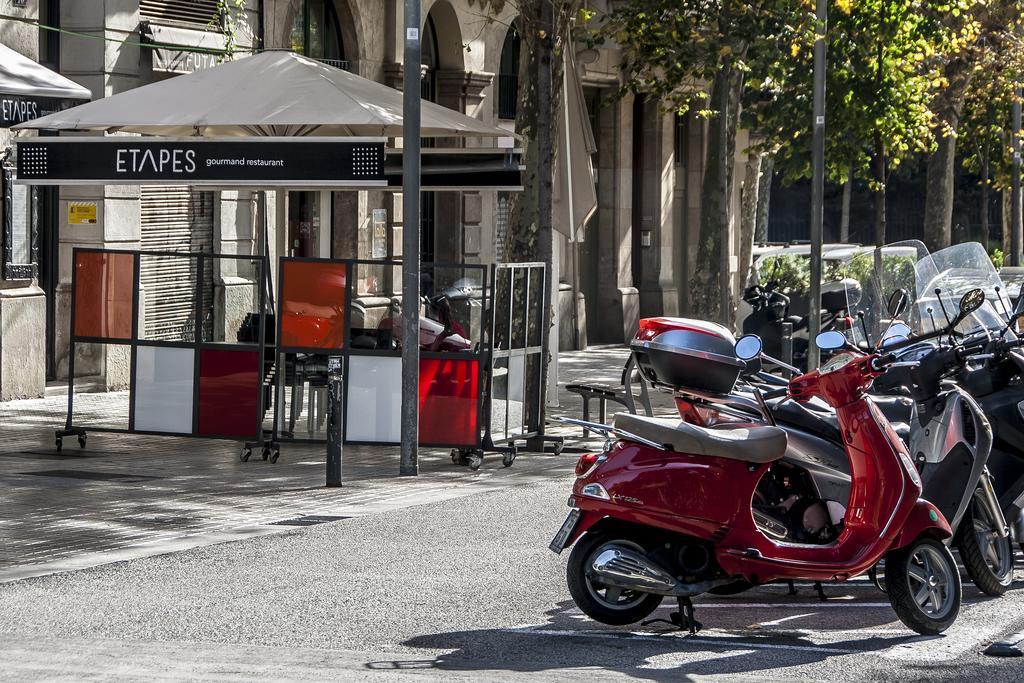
<box><xmin>1</xmin><ymin>94</ymin><xmax>81</xmax><ymax>128</ymax></box>
<box><xmin>15</xmin><ymin>138</ymin><xmax>386</xmax><ymax>187</ymax></box>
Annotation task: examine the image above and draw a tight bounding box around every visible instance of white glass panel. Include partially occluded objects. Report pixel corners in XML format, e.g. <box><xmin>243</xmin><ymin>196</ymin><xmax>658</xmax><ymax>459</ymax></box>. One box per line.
<box><xmin>10</xmin><ymin>183</ymin><xmax>29</xmax><ymax>264</ymax></box>
<box><xmin>346</xmin><ymin>356</ymin><xmax>400</xmax><ymax>442</ymax></box>
<box><xmin>134</xmin><ymin>346</ymin><xmax>195</xmax><ymax>433</ymax></box>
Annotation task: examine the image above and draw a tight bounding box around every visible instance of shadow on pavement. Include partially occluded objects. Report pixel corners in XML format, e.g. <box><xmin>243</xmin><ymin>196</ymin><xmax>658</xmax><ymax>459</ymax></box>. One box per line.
<box><xmin>390</xmin><ymin>599</ymin><xmax>926</xmax><ymax>680</ymax></box>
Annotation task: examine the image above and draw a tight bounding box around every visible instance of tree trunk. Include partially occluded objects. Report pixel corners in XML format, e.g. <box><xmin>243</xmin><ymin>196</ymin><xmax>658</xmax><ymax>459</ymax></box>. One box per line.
<box><xmin>739</xmin><ymin>150</ymin><xmax>762</xmax><ymax>289</ymax></box>
<box><xmin>840</xmin><ymin>166</ymin><xmax>853</xmax><ymax>242</ymax></box>
<box><xmin>503</xmin><ymin>1</ymin><xmax>562</xmax><ymax>438</ymax></box>
<box><xmin>689</xmin><ymin>67</ymin><xmax>741</xmax><ymax>324</ymax></box>
<box><xmin>923</xmin><ymin>63</ymin><xmax>971</xmax><ymax>252</ymax></box>
<box><xmin>923</xmin><ymin>130</ymin><xmax>958</xmax><ymax>251</ymax></box>
<box><xmin>755</xmin><ymin>154</ymin><xmax>773</xmax><ymax>244</ymax></box>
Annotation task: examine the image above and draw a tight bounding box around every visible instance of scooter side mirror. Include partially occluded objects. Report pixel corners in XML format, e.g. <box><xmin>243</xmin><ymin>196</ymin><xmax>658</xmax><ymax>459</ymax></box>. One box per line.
<box><xmin>887</xmin><ymin>289</ymin><xmax>910</xmax><ymax>318</ymax></box>
<box><xmin>816</xmin><ymin>330</ymin><xmax>847</xmax><ymax>351</ymax></box>
<box><xmin>958</xmin><ymin>288</ymin><xmax>986</xmax><ymax>317</ymax></box>
<box><xmin>735</xmin><ymin>334</ymin><xmax>763</xmax><ymax>361</ymax></box>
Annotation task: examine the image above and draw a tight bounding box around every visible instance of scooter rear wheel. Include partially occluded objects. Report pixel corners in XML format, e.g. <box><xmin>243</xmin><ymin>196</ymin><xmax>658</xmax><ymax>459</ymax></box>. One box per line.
<box><xmin>886</xmin><ymin>537</ymin><xmax>961</xmax><ymax>635</ymax></box>
<box><xmin>955</xmin><ymin>491</ymin><xmax>1014</xmax><ymax>597</ymax></box>
<box><xmin>567</xmin><ymin>533</ymin><xmax>664</xmax><ymax>626</ymax></box>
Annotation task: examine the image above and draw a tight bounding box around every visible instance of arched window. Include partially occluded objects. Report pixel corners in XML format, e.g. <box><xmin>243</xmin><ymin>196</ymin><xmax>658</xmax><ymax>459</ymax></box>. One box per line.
<box><xmin>420</xmin><ymin>14</ymin><xmax>439</xmax><ymax>103</ymax></box>
<box><xmin>290</xmin><ymin>0</ymin><xmax>347</xmax><ymax>70</ymax></box>
<box><xmin>498</xmin><ymin>23</ymin><xmax>520</xmax><ymax>120</ymax></box>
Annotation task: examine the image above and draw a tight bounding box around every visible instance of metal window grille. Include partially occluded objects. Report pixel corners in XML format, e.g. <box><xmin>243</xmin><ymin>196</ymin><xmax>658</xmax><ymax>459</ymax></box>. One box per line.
<box><xmin>674</xmin><ymin>112</ymin><xmax>688</xmax><ymax>165</ymax></box>
<box><xmin>140</xmin><ymin>0</ymin><xmax>222</xmax><ymax>28</ymax></box>
<box><xmin>495</xmin><ymin>192</ymin><xmax>510</xmax><ymax>263</ymax></box>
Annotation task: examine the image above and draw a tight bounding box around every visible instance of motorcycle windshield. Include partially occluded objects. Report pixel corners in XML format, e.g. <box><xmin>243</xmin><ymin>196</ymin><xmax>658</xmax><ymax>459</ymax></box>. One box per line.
<box><xmin>828</xmin><ymin>241</ymin><xmax>926</xmax><ymax>348</ymax></box>
<box><xmin>912</xmin><ymin>242</ymin><xmax>1010</xmax><ymax>337</ymax></box>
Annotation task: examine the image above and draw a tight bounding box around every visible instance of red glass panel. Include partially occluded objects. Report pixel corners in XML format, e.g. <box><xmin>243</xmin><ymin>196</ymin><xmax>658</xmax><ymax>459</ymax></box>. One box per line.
<box><xmin>418</xmin><ymin>358</ymin><xmax>479</xmax><ymax>446</ymax></box>
<box><xmin>280</xmin><ymin>260</ymin><xmax>347</xmax><ymax>350</ymax></box>
<box><xmin>197</xmin><ymin>349</ymin><xmax>260</xmax><ymax>438</ymax></box>
<box><xmin>73</xmin><ymin>251</ymin><xmax>134</xmax><ymax>340</ymax></box>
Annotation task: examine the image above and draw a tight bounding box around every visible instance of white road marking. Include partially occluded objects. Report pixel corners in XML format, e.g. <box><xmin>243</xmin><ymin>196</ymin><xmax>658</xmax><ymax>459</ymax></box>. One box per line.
<box><xmin>756</xmin><ymin>613</ymin><xmax>817</xmax><ymax>627</ymax></box>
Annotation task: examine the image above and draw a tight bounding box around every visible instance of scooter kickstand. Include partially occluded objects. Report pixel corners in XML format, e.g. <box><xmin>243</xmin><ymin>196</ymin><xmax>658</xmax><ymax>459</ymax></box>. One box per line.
<box><xmin>677</xmin><ymin>597</ymin><xmax>702</xmax><ymax>635</ymax></box>
<box><xmin>814</xmin><ymin>581</ymin><xmax>828</xmax><ymax>602</ymax></box>
<box><xmin>641</xmin><ymin>597</ymin><xmax>702</xmax><ymax>635</ymax></box>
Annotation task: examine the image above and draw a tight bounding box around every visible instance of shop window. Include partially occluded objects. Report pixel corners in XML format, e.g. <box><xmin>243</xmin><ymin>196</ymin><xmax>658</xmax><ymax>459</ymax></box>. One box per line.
<box><xmin>2</xmin><ymin>163</ymin><xmax>38</xmax><ymax>281</ymax></box>
<box><xmin>498</xmin><ymin>24</ymin><xmax>521</xmax><ymax>120</ymax></box>
<box><xmin>287</xmin><ymin>191</ymin><xmax>322</xmax><ymax>258</ymax></box>
<box><xmin>290</xmin><ymin>0</ymin><xmax>348</xmax><ymax>70</ymax></box>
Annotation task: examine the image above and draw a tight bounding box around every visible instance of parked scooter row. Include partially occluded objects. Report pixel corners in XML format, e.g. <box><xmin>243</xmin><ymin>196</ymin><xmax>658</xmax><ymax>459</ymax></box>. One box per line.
<box><xmin>550</xmin><ymin>240</ymin><xmax>1024</xmax><ymax>636</ymax></box>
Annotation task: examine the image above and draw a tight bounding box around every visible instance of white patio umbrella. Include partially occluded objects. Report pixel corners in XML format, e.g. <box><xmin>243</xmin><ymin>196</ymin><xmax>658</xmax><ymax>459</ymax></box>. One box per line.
<box><xmin>15</xmin><ymin>50</ymin><xmax>508</xmax><ymax>138</ymax></box>
<box><xmin>0</xmin><ymin>42</ymin><xmax>91</xmax><ymax>101</ymax></box>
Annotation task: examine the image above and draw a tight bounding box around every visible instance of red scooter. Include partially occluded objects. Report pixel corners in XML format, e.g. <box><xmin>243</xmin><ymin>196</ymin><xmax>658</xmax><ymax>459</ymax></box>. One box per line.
<box><xmin>550</xmin><ymin>308</ymin><xmax>983</xmax><ymax>635</ymax></box>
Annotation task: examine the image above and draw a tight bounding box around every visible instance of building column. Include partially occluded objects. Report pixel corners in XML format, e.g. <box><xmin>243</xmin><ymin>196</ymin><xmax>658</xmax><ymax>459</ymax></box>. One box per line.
<box><xmin>591</xmin><ymin>91</ymin><xmax>638</xmax><ymax>343</ymax></box>
<box><xmin>636</xmin><ymin>102</ymin><xmax>678</xmax><ymax>318</ymax></box>
<box><xmin>55</xmin><ymin>4</ymin><xmax>141</xmax><ymax>387</ymax></box>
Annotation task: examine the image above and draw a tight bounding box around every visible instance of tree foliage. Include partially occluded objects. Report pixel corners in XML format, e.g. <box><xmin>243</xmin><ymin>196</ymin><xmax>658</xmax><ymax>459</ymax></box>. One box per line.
<box><xmin>759</xmin><ymin>0</ymin><xmax>974</xmax><ymax>189</ymax></box>
<box><xmin>595</xmin><ymin>0</ymin><xmax>815</xmax><ymax>321</ymax></box>
<box><xmin>958</xmin><ymin>6</ymin><xmax>1024</xmax><ymax>192</ymax></box>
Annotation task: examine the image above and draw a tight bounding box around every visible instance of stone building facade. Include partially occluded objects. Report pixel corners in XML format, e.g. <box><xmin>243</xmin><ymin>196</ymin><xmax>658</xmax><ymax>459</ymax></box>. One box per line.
<box><xmin>0</xmin><ymin>0</ymin><xmax>749</xmax><ymax>399</ymax></box>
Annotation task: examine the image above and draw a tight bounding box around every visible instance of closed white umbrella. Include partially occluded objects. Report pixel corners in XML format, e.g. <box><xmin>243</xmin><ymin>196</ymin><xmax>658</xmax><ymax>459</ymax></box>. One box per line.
<box><xmin>15</xmin><ymin>50</ymin><xmax>507</xmax><ymax>138</ymax></box>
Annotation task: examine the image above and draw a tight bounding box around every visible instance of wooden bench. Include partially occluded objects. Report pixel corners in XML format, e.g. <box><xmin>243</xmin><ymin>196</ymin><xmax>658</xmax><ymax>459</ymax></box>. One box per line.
<box><xmin>565</xmin><ymin>354</ymin><xmax>653</xmax><ymax>436</ymax></box>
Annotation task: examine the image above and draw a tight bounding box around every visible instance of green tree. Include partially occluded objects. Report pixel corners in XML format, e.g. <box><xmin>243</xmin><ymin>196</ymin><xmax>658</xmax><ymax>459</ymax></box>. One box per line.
<box><xmin>597</xmin><ymin>0</ymin><xmax>815</xmax><ymax>323</ymax></box>
<box><xmin>957</xmin><ymin>9</ymin><xmax>1024</xmax><ymax>251</ymax></box>
<box><xmin>755</xmin><ymin>0</ymin><xmax>972</xmax><ymax>251</ymax></box>
<box><xmin>923</xmin><ymin>1</ymin><xmax>1020</xmax><ymax>251</ymax></box>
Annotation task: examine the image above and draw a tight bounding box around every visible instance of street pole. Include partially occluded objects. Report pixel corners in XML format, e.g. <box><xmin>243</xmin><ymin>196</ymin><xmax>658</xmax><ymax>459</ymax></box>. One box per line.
<box><xmin>400</xmin><ymin>0</ymin><xmax>421</xmax><ymax>476</ymax></box>
<box><xmin>326</xmin><ymin>356</ymin><xmax>343</xmax><ymax>487</ymax></box>
<box><xmin>1012</xmin><ymin>87</ymin><xmax>1022</xmax><ymax>267</ymax></box>
<box><xmin>807</xmin><ymin>0</ymin><xmax>828</xmax><ymax>370</ymax></box>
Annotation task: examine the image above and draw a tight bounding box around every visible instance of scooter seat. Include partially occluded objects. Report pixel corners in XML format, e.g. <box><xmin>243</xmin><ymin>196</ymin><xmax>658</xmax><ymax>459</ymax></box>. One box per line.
<box><xmin>613</xmin><ymin>413</ymin><xmax>787</xmax><ymax>464</ymax></box>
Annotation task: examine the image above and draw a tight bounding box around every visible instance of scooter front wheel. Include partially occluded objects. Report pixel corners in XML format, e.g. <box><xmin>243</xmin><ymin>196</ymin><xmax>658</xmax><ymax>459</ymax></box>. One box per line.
<box><xmin>566</xmin><ymin>533</ymin><xmax>664</xmax><ymax>626</ymax></box>
<box><xmin>955</xmin><ymin>491</ymin><xmax>1014</xmax><ymax>597</ymax></box>
<box><xmin>886</xmin><ymin>537</ymin><xmax>961</xmax><ymax>635</ymax></box>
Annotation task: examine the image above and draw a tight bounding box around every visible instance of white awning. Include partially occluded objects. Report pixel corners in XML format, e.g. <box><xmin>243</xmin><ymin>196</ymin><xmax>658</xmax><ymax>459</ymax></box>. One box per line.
<box><xmin>0</xmin><ymin>43</ymin><xmax>91</xmax><ymax>100</ymax></box>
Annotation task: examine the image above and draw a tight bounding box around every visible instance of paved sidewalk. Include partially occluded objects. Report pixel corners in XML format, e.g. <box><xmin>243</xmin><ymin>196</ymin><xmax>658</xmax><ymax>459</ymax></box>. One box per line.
<box><xmin>0</xmin><ymin>345</ymin><xmax>666</xmax><ymax>581</ymax></box>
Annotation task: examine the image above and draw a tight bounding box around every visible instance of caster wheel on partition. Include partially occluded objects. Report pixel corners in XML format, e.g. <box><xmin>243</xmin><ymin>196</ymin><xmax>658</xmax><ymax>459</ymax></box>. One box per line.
<box><xmin>450</xmin><ymin>449</ymin><xmax>461</xmax><ymax>465</ymax></box>
<box><xmin>468</xmin><ymin>452</ymin><xmax>484</xmax><ymax>471</ymax></box>
<box><xmin>270</xmin><ymin>450</ymin><xmax>280</xmax><ymax>464</ymax></box>
<box><xmin>552</xmin><ymin>441</ymin><xmax>564</xmax><ymax>456</ymax></box>
<box><xmin>262</xmin><ymin>447</ymin><xmax>270</xmax><ymax>461</ymax></box>
<box><xmin>240</xmin><ymin>448</ymin><xmax>252</xmax><ymax>462</ymax></box>
<box><xmin>55</xmin><ymin>437</ymin><xmax>62</xmax><ymax>453</ymax></box>
<box><xmin>502</xmin><ymin>448</ymin><xmax>517</xmax><ymax>468</ymax></box>
<box><xmin>78</xmin><ymin>435</ymin><xmax>87</xmax><ymax>449</ymax></box>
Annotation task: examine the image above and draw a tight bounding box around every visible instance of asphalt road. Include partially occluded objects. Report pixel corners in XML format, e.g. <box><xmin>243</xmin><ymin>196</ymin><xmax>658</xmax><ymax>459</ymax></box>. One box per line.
<box><xmin>2</xmin><ymin>471</ymin><xmax>1024</xmax><ymax>681</ymax></box>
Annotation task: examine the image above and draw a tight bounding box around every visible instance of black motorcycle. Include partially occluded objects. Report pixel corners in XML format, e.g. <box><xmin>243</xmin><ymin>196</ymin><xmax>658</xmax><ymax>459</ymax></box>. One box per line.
<box><xmin>742</xmin><ymin>277</ymin><xmax>862</xmax><ymax>370</ymax></box>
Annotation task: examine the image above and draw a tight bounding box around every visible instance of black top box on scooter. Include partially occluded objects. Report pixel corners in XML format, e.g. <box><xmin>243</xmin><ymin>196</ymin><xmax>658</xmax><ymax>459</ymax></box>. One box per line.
<box><xmin>631</xmin><ymin>318</ymin><xmax>745</xmax><ymax>395</ymax></box>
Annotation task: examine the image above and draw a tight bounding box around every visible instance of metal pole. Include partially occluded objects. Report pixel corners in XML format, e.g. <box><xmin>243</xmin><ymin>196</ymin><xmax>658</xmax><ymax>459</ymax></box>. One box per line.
<box><xmin>400</xmin><ymin>0</ymin><xmax>421</xmax><ymax>476</ymax></box>
<box><xmin>326</xmin><ymin>356</ymin><xmax>343</xmax><ymax>487</ymax></box>
<box><xmin>397</xmin><ymin>2</ymin><xmax>417</xmax><ymax>479</ymax></box>
<box><xmin>1012</xmin><ymin>87</ymin><xmax>1022</xmax><ymax>267</ymax></box>
<box><xmin>807</xmin><ymin>0</ymin><xmax>828</xmax><ymax>370</ymax></box>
